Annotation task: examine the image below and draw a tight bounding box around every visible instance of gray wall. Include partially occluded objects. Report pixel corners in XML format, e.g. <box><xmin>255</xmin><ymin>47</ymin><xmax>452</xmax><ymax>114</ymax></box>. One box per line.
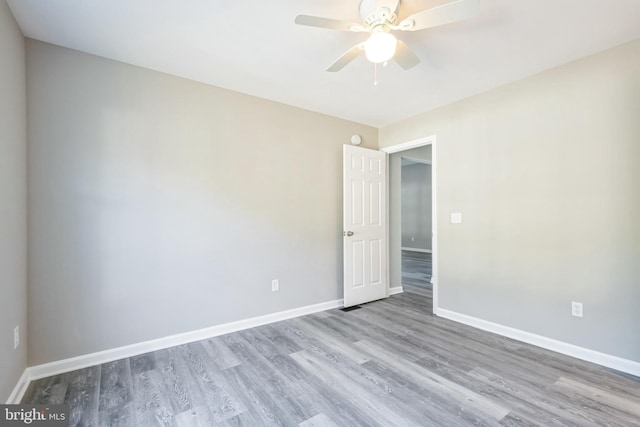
<box><xmin>389</xmin><ymin>146</ymin><xmax>431</xmax><ymax>287</ymax></box>
<box><xmin>380</xmin><ymin>39</ymin><xmax>640</xmax><ymax>362</ymax></box>
<box><xmin>401</xmin><ymin>162</ymin><xmax>432</xmax><ymax>250</ymax></box>
<box><xmin>26</xmin><ymin>40</ymin><xmax>377</xmax><ymax>365</ymax></box>
<box><xmin>0</xmin><ymin>0</ymin><xmax>27</xmax><ymax>402</ymax></box>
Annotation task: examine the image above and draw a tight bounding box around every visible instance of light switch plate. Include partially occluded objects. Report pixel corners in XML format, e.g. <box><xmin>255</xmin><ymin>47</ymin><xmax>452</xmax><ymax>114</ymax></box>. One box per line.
<box><xmin>451</xmin><ymin>212</ymin><xmax>462</xmax><ymax>224</ymax></box>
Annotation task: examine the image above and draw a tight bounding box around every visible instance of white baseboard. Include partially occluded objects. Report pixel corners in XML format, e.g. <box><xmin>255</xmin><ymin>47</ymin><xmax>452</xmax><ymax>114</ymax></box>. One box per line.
<box><xmin>389</xmin><ymin>286</ymin><xmax>404</xmax><ymax>296</ymax></box>
<box><xmin>26</xmin><ymin>298</ymin><xmax>343</xmax><ymax>383</ymax></box>
<box><xmin>6</xmin><ymin>369</ymin><xmax>30</xmax><ymax>404</ymax></box>
<box><xmin>401</xmin><ymin>247</ymin><xmax>432</xmax><ymax>253</ymax></box>
<box><xmin>434</xmin><ymin>307</ymin><xmax>640</xmax><ymax>377</ymax></box>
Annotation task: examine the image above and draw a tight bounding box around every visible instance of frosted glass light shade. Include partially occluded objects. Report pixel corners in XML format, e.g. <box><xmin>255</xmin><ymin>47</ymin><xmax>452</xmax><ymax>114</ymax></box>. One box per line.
<box><xmin>364</xmin><ymin>32</ymin><xmax>397</xmax><ymax>63</ymax></box>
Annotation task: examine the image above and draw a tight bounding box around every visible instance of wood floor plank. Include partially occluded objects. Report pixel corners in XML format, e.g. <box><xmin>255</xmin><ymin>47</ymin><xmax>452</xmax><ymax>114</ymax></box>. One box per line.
<box><xmin>466</xmin><ymin>366</ymin><xmax>607</xmax><ymax>426</ymax></box>
<box><xmin>130</xmin><ymin>352</ymin><xmax>157</xmax><ymax>375</ymax></box>
<box><xmin>288</xmin><ymin>373</ymin><xmax>386</xmax><ymax>427</ymax></box>
<box><xmin>354</xmin><ymin>339</ymin><xmax>511</xmax><ymax>424</ymax></box>
<box><xmin>358</xmin><ymin>358</ymin><xmax>497</xmax><ymax>426</ymax></box>
<box><xmin>364</xmin><ymin>299</ymin><xmax>525</xmax><ymax>358</ymax></box>
<box><xmin>152</xmin><ymin>348</ymin><xmax>189</xmax><ymax>415</ymax></box>
<box><xmin>290</xmin><ymin>350</ymin><xmax>406</xmax><ymax>427</ymax></box>
<box><xmin>181</xmin><ymin>342</ymin><xmax>247</xmax><ymax>423</ymax></box>
<box><xmin>298</xmin><ymin>412</ymin><xmax>339</xmax><ymax>427</ymax></box>
<box><xmin>253</xmin><ymin>323</ymin><xmax>304</xmax><ymax>355</ymax></box>
<box><xmin>63</xmin><ymin>366</ymin><xmax>101</xmax><ymax>427</ymax></box>
<box><xmin>215</xmin><ymin>410</ymin><xmax>267</xmax><ymax>427</ymax></box>
<box><xmin>98</xmin><ymin>358</ymin><xmax>136</xmax><ymax>426</ymax></box>
<box><xmin>202</xmin><ymin>336</ymin><xmax>242</xmax><ymax>370</ymax></box>
<box><xmin>237</xmin><ymin>328</ymin><xmax>310</xmax><ymax>383</ymax></box>
<box><xmin>551</xmin><ymin>376</ymin><xmax>640</xmax><ymax>426</ymax></box>
<box><xmin>98</xmin><ymin>402</ymin><xmax>137</xmax><ymax>427</ymax></box>
<box><xmin>330</xmin><ymin>310</ymin><xmax>432</xmax><ymax>362</ymax></box>
<box><xmin>499</xmin><ymin>412</ymin><xmax>542</xmax><ymax>427</ymax></box>
<box><xmin>132</xmin><ymin>369</ymin><xmax>177</xmax><ymax>427</ymax></box>
<box><xmin>402</xmin><ymin>283</ymin><xmax>433</xmax><ymax>298</ymax></box>
<box><xmin>47</xmin><ymin>382</ymin><xmax>68</xmax><ymax>405</ymax></box>
<box><xmin>174</xmin><ymin>404</ymin><xmax>215</xmax><ymax>427</ymax></box>
<box><xmin>305</xmin><ymin>313</ymin><xmax>364</xmax><ymax>343</ymax></box>
<box><xmin>273</xmin><ymin>322</ymin><xmax>403</xmax><ymax>426</ymax></box>
<box><xmin>222</xmin><ymin>362</ymin><xmax>302</xmax><ymax>426</ymax></box>
<box><xmin>516</xmin><ymin>344</ymin><xmax>640</xmax><ymax>398</ymax></box>
<box><xmin>292</xmin><ymin>316</ymin><xmax>370</xmax><ymax>364</ymax></box>
<box><xmin>21</xmin><ymin>375</ymin><xmax>68</xmax><ymax>405</ymax></box>
<box><xmin>98</xmin><ymin>358</ymin><xmax>134</xmax><ymax>411</ymax></box>
<box><xmin>221</xmin><ymin>332</ymin><xmax>317</xmax><ymax>425</ymax></box>
<box><xmin>555</xmin><ymin>376</ymin><xmax>640</xmax><ymax>417</ymax></box>
<box><xmin>383</xmin><ymin>291</ymin><xmax>433</xmax><ymax>314</ymax></box>
<box><xmin>357</xmin><ymin>305</ymin><xmax>562</xmax><ymax>390</ymax></box>
<box><xmin>291</xmin><ymin>330</ymin><xmax>499</xmax><ymax>427</ymax></box>
<box><xmin>152</xmin><ymin>346</ymin><xmax>208</xmax><ymax>417</ymax></box>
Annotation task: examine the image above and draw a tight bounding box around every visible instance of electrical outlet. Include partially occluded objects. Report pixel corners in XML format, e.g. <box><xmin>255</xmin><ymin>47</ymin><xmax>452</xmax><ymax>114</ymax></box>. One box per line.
<box><xmin>571</xmin><ymin>302</ymin><xmax>583</xmax><ymax>318</ymax></box>
<box><xmin>451</xmin><ymin>212</ymin><xmax>462</xmax><ymax>224</ymax></box>
<box><xmin>271</xmin><ymin>279</ymin><xmax>279</xmax><ymax>292</ymax></box>
<box><xmin>14</xmin><ymin>326</ymin><xmax>19</xmax><ymax>349</ymax></box>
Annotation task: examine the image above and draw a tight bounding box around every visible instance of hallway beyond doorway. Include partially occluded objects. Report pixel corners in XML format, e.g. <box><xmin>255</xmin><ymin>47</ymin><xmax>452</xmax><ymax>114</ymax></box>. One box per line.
<box><xmin>401</xmin><ymin>250</ymin><xmax>432</xmax><ymax>288</ymax></box>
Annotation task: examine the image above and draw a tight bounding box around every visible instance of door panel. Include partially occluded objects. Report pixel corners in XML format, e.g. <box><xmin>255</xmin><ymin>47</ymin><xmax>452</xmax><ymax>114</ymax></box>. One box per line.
<box><xmin>343</xmin><ymin>145</ymin><xmax>387</xmax><ymax>307</ymax></box>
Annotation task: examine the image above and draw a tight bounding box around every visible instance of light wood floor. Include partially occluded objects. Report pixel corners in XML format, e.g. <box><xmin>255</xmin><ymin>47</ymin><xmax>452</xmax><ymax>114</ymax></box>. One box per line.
<box><xmin>23</xmin><ymin>286</ymin><xmax>640</xmax><ymax>426</ymax></box>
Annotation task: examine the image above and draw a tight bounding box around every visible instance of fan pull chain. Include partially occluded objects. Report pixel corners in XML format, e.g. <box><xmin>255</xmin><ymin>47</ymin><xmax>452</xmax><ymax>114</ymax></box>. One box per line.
<box><xmin>373</xmin><ymin>61</ymin><xmax>390</xmax><ymax>86</ymax></box>
<box><xmin>374</xmin><ymin>63</ymin><xmax>378</xmax><ymax>86</ymax></box>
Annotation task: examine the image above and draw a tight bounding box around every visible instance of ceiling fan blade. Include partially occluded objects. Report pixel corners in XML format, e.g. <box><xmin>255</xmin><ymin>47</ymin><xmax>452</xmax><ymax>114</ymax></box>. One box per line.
<box><xmin>295</xmin><ymin>15</ymin><xmax>366</xmax><ymax>32</ymax></box>
<box><xmin>394</xmin><ymin>40</ymin><xmax>420</xmax><ymax>70</ymax></box>
<box><xmin>397</xmin><ymin>0</ymin><xmax>478</xmax><ymax>31</ymax></box>
<box><xmin>327</xmin><ymin>42</ymin><xmax>366</xmax><ymax>72</ymax></box>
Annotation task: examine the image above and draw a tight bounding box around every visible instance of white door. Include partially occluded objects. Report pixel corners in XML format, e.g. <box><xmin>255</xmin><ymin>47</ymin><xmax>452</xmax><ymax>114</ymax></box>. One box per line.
<box><xmin>343</xmin><ymin>145</ymin><xmax>387</xmax><ymax>307</ymax></box>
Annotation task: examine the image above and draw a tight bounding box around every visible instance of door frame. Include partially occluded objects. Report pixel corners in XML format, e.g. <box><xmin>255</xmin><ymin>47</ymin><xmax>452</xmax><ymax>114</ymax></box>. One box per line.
<box><xmin>380</xmin><ymin>135</ymin><xmax>438</xmax><ymax>311</ymax></box>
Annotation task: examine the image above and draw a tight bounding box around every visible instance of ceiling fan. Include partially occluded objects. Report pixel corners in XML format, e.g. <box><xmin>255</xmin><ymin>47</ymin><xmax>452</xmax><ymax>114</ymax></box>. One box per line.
<box><xmin>295</xmin><ymin>0</ymin><xmax>478</xmax><ymax>72</ymax></box>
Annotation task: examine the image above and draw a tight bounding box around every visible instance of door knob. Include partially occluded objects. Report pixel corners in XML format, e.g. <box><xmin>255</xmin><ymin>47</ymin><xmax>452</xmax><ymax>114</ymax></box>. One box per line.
<box><xmin>344</xmin><ymin>231</ymin><xmax>354</xmax><ymax>237</ymax></box>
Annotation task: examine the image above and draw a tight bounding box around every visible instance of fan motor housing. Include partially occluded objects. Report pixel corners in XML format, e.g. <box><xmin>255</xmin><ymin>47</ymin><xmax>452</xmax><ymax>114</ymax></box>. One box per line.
<box><xmin>360</xmin><ymin>0</ymin><xmax>400</xmax><ymax>23</ymax></box>
<box><xmin>364</xmin><ymin>8</ymin><xmax>398</xmax><ymax>30</ymax></box>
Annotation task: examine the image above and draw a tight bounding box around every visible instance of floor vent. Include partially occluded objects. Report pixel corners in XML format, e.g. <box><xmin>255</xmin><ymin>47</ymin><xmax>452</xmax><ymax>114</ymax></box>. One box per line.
<box><xmin>340</xmin><ymin>305</ymin><xmax>362</xmax><ymax>312</ymax></box>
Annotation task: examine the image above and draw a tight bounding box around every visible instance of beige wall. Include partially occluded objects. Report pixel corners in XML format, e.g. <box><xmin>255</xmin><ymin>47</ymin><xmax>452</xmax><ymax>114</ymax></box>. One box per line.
<box><xmin>380</xmin><ymin>39</ymin><xmax>640</xmax><ymax>362</ymax></box>
<box><xmin>0</xmin><ymin>0</ymin><xmax>27</xmax><ymax>402</ymax></box>
<box><xmin>26</xmin><ymin>40</ymin><xmax>377</xmax><ymax>365</ymax></box>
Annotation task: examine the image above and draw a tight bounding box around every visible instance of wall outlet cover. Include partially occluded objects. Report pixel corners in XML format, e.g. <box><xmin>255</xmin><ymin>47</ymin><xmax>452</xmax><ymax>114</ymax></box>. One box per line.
<box><xmin>571</xmin><ymin>302</ymin><xmax>583</xmax><ymax>318</ymax></box>
<box><xmin>451</xmin><ymin>212</ymin><xmax>463</xmax><ymax>224</ymax></box>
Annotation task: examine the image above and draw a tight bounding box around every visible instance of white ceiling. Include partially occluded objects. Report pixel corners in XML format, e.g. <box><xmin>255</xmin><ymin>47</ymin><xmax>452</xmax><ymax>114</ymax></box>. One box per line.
<box><xmin>7</xmin><ymin>0</ymin><xmax>640</xmax><ymax>127</ymax></box>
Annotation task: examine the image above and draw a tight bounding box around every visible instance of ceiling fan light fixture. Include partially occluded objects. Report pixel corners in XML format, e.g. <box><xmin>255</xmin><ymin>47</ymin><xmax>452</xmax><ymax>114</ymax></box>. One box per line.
<box><xmin>364</xmin><ymin>31</ymin><xmax>397</xmax><ymax>63</ymax></box>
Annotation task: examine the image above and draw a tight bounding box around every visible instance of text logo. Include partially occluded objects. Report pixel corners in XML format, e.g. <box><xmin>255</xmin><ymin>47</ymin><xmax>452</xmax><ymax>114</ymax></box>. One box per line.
<box><xmin>0</xmin><ymin>405</ymin><xmax>69</xmax><ymax>426</ymax></box>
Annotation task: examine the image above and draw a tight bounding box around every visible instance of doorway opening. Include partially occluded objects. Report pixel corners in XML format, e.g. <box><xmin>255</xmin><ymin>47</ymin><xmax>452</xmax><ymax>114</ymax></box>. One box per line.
<box><xmin>400</xmin><ymin>158</ymin><xmax>432</xmax><ymax>289</ymax></box>
<box><xmin>381</xmin><ymin>136</ymin><xmax>437</xmax><ymax>311</ymax></box>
